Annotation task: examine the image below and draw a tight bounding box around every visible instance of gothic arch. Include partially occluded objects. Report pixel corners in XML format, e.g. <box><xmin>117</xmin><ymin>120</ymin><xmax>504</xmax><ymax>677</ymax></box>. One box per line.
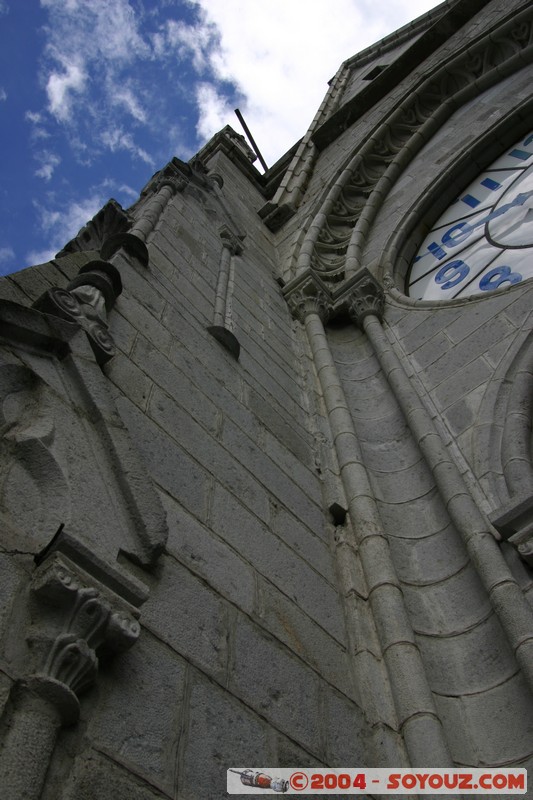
<box><xmin>284</xmin><ymin>2</ymin><xmax>533</xmax><ymax>289</ymax></box>
<box><xmin>381</xmin><ymin>94</ymin><xmax>533</xmax><ymax>299</ymax></box>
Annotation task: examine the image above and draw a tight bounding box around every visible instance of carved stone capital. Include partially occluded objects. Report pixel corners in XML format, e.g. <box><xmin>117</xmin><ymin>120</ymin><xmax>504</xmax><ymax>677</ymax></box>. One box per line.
<box><xmin>209</xmin><ymin>172</ymin><xmax>224</xmax><ymax>189</ymax></box>
<box><xmin>157</xmin><ymin>175</ymin><xmax>188</xmax><ymax>194</ymax></box>
<box><xmin>219</xmin><ymin>225</ymin><xmax>244</xmax><ymax>256</ymax></box>
<box><xmin>34</xmin><ymin>287</ymin><xmax>115</xmax><ymax>365</ymax></box>
<box><xmin>33</xmin><ymin>261</ymin><xmax>122</xmax><ymax>365</ymax></box>
<box><xmin>29</xmin><ymin>553</ymin><xmax>140</xmax><ymax>718</ymax></box>
<box><xmin>345</xmin><ymin>271</ymin><xmax>385</xmax><ymax>325</ymax></box>
<box><xmin>491</xmin><ymin>494</ymin><xmax>533</xmax><ymax>567</ymax></box>
<box><xmin>284</xmin><ymin>275</ymin><xmax>331</xmax><ymax>324</ymax></box>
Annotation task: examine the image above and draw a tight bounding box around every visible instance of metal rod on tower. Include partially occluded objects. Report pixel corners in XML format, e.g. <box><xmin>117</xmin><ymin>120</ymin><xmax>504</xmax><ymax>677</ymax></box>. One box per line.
<box><xmin>234</xmin><ymin>108</ymin><xmax>269</xmax><ymax>172</ymax></box>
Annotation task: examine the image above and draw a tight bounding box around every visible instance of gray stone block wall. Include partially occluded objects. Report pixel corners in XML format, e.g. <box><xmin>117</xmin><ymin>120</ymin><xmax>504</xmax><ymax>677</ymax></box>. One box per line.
<box><xmin>0</xmin><ymin>143</ymin><xmax>368</xmax><ymax>799</ymax></box>
<box><xmin>3</xmin><ymin>0</ymin><xmax>533</xmax><ymax>796</ymax></box>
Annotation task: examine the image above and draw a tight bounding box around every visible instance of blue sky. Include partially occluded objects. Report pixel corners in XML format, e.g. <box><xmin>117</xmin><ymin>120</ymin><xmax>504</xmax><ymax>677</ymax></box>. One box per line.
<box><xmin>0</xmin><ymin>0</ymin><xmax>442</xmax><ymax>276</ymax></box>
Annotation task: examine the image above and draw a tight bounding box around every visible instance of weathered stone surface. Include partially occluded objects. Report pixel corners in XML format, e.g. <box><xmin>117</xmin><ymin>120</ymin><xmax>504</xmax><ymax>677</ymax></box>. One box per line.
<box><xmin>256</xmin><ymin>577</ymin><xmax>356</xmax><ymax>700</ymax></box>
<box><xmin>87</xmin><ymin>633</ymin><xmax>185</xmax><ymax>794</ymax></box>
<box><xmin>324</xmin><ymin>688</ymin><xmax>367</xmax><ymax>765</ymax></box>
<box><xmin>60</xmin><ymin>752</ymin><xmax>170</xmax><ymax>800</ymax></box>
<box><xmin>211</xmin><ymin>484</ymin><xmax>346</xmax><ymax>642</ymax></box>
<box><xmin>141</xmin><ymin>555</ymin><xmax>228</xmax><ymax>681</ymax></box>
<box><xmin>161</xmin><ymin>492</ymin><xmax>256</xmax><ymax>615</ymax></box>
<box><xmin>180</xmin><ymin>674</ymin><xmax>272</xmax><ymax>800</ymax></box>
<box><xmin>230</xmin><ymin>614</ymin><xmax>322</xmax><ymax>754</ymax></box>
<box><xmin>117</xmin><ymin>396</ymin><xmax>212</xmax><ymax>523</ymax></box>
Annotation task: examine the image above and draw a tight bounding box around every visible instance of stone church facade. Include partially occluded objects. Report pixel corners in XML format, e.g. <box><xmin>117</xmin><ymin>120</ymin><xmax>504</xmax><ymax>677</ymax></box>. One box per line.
<box><xmin>1</xmin><ymin>0</ymin><xmax>533</xmax><ymax>796</ymax></box>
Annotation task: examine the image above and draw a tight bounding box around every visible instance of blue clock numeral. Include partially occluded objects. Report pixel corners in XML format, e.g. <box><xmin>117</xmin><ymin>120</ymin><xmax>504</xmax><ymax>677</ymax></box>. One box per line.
<box><xmin>441</xmin><ymin>222</ymin><xmax>471</xmax><ymax>248</ymax></box>
<box><xmin>479</xmin><ymin>266</ymin><xmax>522</xmax><ymax>291</ymax></box>
<box><xmin>435</xmin><ymin>260</ymin><xmax>469</xmax><ymax>289</ymax></box>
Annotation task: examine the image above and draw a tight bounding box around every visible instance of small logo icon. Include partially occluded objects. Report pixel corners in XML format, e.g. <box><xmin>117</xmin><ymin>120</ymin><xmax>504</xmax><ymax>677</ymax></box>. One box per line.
<box><xmin>229</xmin><ymin>769</ymin><xmax>289</xmax><ymax>793</ymax></box>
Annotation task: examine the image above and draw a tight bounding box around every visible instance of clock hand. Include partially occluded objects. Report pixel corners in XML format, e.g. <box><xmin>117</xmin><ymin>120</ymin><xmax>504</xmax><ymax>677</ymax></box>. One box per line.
<box><xmin>461</xmin><ymin>189</ymin><xmax>533</xmax><ymax>237</ymax></box>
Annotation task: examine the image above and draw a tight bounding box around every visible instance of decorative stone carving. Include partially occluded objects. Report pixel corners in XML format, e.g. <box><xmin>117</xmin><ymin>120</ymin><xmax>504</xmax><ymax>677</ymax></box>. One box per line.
<box><xmin>32</xmin><ymin>553</ymin><xmax>140</xmax><ymax>654</ymax></box>
<box><xmin>294</xmin><ymin>6</ymin><xmax>533</xmax><ymax>285</ymax></box>
<box><xmin>491</xmin><ymin>495</ymin><xmax>533</xmax><ymax>567</ymax></box>
<box><xmin>345</xmin><ymin>271</ymin><xmax>385</xmax><ymax>325</ymax></box>
<box><xmin>0</xmin><ymin>298</ymin><xmax>168</xmax><ymax>567</ymax></box>
<box><xmin>0</xmin><ymin>551</ymin><xmax>141</xmax><ymax>800</ymax></box>
<box><xmin>156</xmin><ymin>175</ymin><xmax>189</xmax><ymax>194</ymax></box>
<box><xmin>33</xmin><ymin>260</ymin><xmax>122</xmax><ymax>365</ymax></box>
<box><xmin>284</xmin><ymin>274</ymin><xmax>331</xmax><ymax>324</ymax></box>
<box><xmin>27</xmin><ymin>552</ymin><xmax>140</xmax><ymax>720</ymax></box>
<box><xmin>219</xmin><ymin>224</ymin><xmax>244</xmax><ymax>256</ymax></box>
<box><xmin>56</xmin><ymin>200</ymin><xmax>131</xmax><ymax>258</ymax></box>
<box><xmin>0</xmin><ymin>362</ymin><xmax>70</xmax><ymax>552</ymax></box>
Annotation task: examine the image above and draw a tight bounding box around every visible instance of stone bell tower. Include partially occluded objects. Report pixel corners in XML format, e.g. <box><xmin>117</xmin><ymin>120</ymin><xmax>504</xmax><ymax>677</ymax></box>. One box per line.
<box><xmin>1</xmin><ymin>0</ymin><xmax>533</xmax><ymax>797</ymax></box>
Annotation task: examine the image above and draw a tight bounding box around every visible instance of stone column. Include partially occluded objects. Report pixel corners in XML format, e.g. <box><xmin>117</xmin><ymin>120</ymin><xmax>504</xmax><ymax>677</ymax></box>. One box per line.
<box><xmin>348</xmin><ymin>270</ymin><xmax>533</xmax><ymax>697</ymax></box>
<box><xmin>207</xmin><ymin>226</ymin><xmax>244</xmax><ymax>359</ymax></box>
<box><xmin>129</xmin><ymin>176</ymin><xmax>188</xmax><ymax>243</ymax></box>
<box><xmin>285</xmin><ymin>273</ymin><xmax>452</xmax><ymax>766</ymax></box>
<box><xmin>0</xmin><ymin>553</ymin><xmax>140</xmax><ymax>800</ymax></box>
<box><xmin>101</xmin><ymin>174</ymin><xmax>188</xmax><ymax>267</ymax></box>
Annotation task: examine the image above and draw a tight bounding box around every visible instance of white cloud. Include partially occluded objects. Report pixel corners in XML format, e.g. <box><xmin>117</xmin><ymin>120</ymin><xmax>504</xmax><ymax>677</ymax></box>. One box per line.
<box><xmin>29</xmin><ymin>191</ymin><xmax>108</xmax><ymax>265</ymax></box>
<box><xmin>0</xmin><ymin>88</ymin><xmax>6</xmax><ymax>101</ymax></box>
<box><xmin>26</xmin><ymin>110</ymin><xmax>51</xmax><ymax>141</ymax></box>
<box><xmin>0</xmin><ymin>247</ymin><xmax>16</xmax><ymax>277</ymax></box>
<box><xmin>25</xmin><ymin>247</ymin><xmax>57</xmax><ymax>267</ymax></box>
<box><xmin>46</xmin><ymin>57</ymin><xmax>86</xmax><ymax>121</ymax></box>
<box><xmin>0</xmin><ymin>246</ymin><xmax>14</xmax><ymax>262</ymax></box>
<box><xmin>161</xmin><ymin>18</ymin><xmax>217</xmax><ymax>71</ymax></box>
<box><xmin>189</xmin><ymin>0</ymin><xmax>443</xmax><ymax>165</ymax></box>
<box><xmin>195</xmin><ymin>82</ymin><xmax>233</xmax><ymax>141</ymax></box>
<box><xmin>35</xmin><ymin>151</ymin><xmax>61</xmax><ymax>181</ymax></box>
<box><xmin>100</xmin><ymin>177</ymin><xmax>139</xmax><ymax>201</ymax></box>
<box><xmin>26</xmin><ymin>110</ymin><xmax>43</xmax><ymax>124</ymax></box>
<box><xmin>40</xmin><ymin>0</ymin><xmax>151</xmax><ymax>125</ymax></box>
<box><xmin>40</xmin><ymin>0</ymin><xmax>149</xmax><ymax>64</ymax></box>
<box><xmin>111</xmin><ymin>86</ymin><xmax>147</xmax><ymax>123</ymax></box>
<box><xmin>100</xmin><ymin>128</ymin><xmax>154</xmax><ymax>166</ymax></box>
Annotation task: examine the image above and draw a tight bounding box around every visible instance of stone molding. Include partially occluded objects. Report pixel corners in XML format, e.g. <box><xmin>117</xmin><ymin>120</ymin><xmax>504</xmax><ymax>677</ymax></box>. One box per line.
<box><xmin>0</xmin><ymin>299</ymin><xmax>169</xmax><ymax>567</ymax></box>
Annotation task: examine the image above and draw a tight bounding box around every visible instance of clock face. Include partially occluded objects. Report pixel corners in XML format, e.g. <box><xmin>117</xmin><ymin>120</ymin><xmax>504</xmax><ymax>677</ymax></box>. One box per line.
<box><xmin>407</xmin><ymin>132</ymin><xmax>533</xmax><ymax>300</ymax></box>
